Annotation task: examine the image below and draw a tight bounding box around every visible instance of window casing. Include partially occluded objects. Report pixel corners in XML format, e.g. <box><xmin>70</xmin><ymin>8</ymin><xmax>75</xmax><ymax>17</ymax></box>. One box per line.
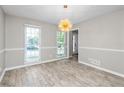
<box><xmin>24</xmin><ymin>24</ymin><xmax>41</xmax><ymax>63</ymax></box>
<box><xmin>56</xmin><ymin>31</ymin><xmax>66</xmax><ymax>57</ymax></box>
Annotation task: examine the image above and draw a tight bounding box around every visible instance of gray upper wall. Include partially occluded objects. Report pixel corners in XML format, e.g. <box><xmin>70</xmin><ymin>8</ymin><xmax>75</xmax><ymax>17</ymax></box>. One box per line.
<box><xmin>0</xmin><ymin>7</ymin><xmax>5</xmax><ymax>50</ymax></box>
<box><xmin>5</xmin><ymin>15</ymin><xmax>59</xmax><ymax>49</ymax></box>
<box><xmin>74</xmin><ymin>9</ymin><xmax>124</xmax><ymax>75</ymax></box>
<box><xmin>0</xmin><ymin>7</ymin><xmax>5</xmax><ymax>77</ymax></box>
<box><xmin>5</xmin><ymin>15</ymin><xmax>68</xmax><ymax>68</ymax></box>
<box><xmin>74</xmin><ymin>9</ymin><xmax>124</xmax><ymax>50</ymax></box>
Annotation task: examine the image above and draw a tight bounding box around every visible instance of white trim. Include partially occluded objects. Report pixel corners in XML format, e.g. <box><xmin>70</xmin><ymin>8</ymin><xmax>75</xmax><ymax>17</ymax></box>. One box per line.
<box><xmin>24</xmin><ymin>24</ymin><xmax>41</xmax><ymax>64</ymax></box>
<box><xmin>0</xmin><ymin>69</ymin><xmax>6</xmax><ymax>82</ymax></box>
<box><xmin>41</xmin><ymin>47</ymin><xmax>57</xmax><ymax>49</ymax></box>
<box><xmin>5</xmin><ymin>48</ymin><xmax>24</xmax><ymax>51</ymax></box>
<box><xmin>79</xmin><ymin>61</ymin><xmax>124</xmax><ymax>78</ymax></box>
<box><xmin>24</xmin><ymin>24</ymin><xmax>41</xmax><ymax>28</ymax></box>
<box><xmin>0</xmin><ymin>49</ymin><xmax>5</xmax><ymax>54</ymax></box>
<box><xmin>5</xmin><ymin>47</ymin><xmax>58</xmax><ymax>51</ymax></box>
<box><xmin>79</xmin><ymin>47</ymin><xmax>124</xmax><ymax>52</ymax></box>
<box><xmin>5</xmin><ymin>57</ymin><xmax>69</xmax><ymax>71</ymax></box>
<box><xmin>71</xmin><ymin>28</ymin><xmax>79</xmax><ymax>31</ymax></box>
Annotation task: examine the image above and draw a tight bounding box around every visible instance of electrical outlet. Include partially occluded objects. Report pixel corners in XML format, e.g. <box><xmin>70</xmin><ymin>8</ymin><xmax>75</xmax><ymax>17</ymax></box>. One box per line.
<box><xmin>88</xmin><ymin>58</ymin><xmax>101</xmax><ymax>66</ymax></box>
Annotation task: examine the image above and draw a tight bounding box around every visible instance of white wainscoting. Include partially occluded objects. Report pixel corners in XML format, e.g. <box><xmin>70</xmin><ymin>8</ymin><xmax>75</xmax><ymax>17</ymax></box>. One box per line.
<box><xmin>0</xmin><ymin>49</ymin><xmax>5</xmax><ymax>54</ymax></box>
<box><xmin>5</xmin><ymin>57</ymin><xmax>69</xmax><ymax>71</ymax></box>
<box><xmin>0</xmin><ymin>49</ymin><xmax>5</xmax><ymax>82</ymax></box>
<box><xmin>0</xmin><ymin>47</ymin><xmax>69</xmax><ymax>82</ymax></box>
<box><xmin>79</xmin><ymin>47</ymin><xmax>124</xmax><ymax>52</ymax></box>
<box><xmin>79</xmin><ymin>46</ymin><xmax>124</xmax><ymax>78</ymax></box>
<box><xmin>79</xmin><ymin>61</ymin><xmax>124</xmax><ymax>78</ymax></box>
<box><xmin>0</xmin><ymin>69</ymin><xmax>6</xmax><ymax>82</ymax></box>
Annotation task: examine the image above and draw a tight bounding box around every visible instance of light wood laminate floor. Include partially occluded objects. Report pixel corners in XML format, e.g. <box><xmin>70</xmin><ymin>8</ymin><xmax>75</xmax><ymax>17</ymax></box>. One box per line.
<box><xmin>0</xmin><ymin>57</ymin><xmax>124</xmax><ymax>87</ymax></box>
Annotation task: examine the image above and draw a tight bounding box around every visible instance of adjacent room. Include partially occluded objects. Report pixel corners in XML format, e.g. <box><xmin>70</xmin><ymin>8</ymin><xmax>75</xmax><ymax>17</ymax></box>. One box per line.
<box><xmin>0</xmin><ymin>5</ymin><xmax>124</xmax><ymax>87</ymax></box>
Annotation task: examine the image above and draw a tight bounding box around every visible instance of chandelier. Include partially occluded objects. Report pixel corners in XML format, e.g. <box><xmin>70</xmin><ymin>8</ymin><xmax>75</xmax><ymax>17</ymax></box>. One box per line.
<box><xmin>58</xmin><ymin>5</ymin><xmax>72</xmax><ymax>32</ymax></box>
<box><xmin>58</xmin><ymin>19</ymin><xmax>72</xmax><ymax>32</ymax></box>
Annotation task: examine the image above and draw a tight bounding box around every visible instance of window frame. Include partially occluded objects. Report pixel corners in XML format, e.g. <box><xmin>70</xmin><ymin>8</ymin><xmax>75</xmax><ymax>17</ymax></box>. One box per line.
<box><xmin>56</xmin><ymin>31</ymin><xmax>66</xmax><ymax>58</ymax></box>
<box><xmin>24</xmin><ymin>24</ymin><xmax>41</xmax><ymax>64</ymax></box>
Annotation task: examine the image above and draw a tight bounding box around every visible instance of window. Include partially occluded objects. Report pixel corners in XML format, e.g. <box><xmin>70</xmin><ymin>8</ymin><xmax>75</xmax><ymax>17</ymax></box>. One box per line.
<box><xmin>25</xmin><ymin>24</ymin><xmax>40</xmax><ymax>63</ymax></box>
<box><xmin>56</xmin><ymin>31</ymin><xmax>65</xmax><ymax>57</ymax></box>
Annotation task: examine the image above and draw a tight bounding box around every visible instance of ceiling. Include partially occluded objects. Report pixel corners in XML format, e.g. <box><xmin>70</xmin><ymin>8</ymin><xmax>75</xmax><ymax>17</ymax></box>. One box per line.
<box><xmin>2</xmin><ymin>5</ymin><xmax>124</xmax><ymax>25</ymax></box>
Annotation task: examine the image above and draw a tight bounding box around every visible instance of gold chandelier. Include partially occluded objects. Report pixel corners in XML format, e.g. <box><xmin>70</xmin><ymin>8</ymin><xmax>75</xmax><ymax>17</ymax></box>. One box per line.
<box><xmin>58</xmin><ymin>5</ymin><xmax>72</xmax><ymax>32</ymax></box>
<box><xmin>58</xmin><ymin>19</ymin><xmax>72</xmax><ymax>32</ymax></box>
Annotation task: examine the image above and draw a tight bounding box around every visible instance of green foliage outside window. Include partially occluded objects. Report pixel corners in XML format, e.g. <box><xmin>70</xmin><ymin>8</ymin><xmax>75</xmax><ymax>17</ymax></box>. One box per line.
<box><xmin>57</xmin><ymin>32</ymin><xmax>65</xmax><ymax>57</ymax></box>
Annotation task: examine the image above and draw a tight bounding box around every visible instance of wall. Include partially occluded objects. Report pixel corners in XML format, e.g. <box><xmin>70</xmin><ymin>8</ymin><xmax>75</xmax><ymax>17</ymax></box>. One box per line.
<box><xmin>5</xmin><ymin>15</ymin><xmax>67</xmax><ymax>68</ymax></box>
<box><xmin>0</xmin><ymin>7</ymin><xmax>5</xmax><ymax>78</ymax></box>
<box><xmin>74</xmin><ymin>9</ymin><xmax>124</xmax><ymax>75</ymax></box>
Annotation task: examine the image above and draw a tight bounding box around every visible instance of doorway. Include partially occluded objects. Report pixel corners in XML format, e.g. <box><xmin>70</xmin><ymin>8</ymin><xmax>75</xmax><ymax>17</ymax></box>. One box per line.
<box><xmin>69</xmin><ymin>29</ymin><xmax>78</xmax><ymax>60</ymax></box>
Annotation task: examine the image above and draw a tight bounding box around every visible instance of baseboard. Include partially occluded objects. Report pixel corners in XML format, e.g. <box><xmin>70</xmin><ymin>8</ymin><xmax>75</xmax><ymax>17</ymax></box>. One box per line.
<box><xmin>2</xmin><ymin>59</ymin><xmax>124</xmax><ymax>82</ymax></box>
<box><xmin>5</xmin><ymin>57</ymin><xmax>69</xmax><ymax>71</ymax></box>
<box><xmin>0</xmin><ymin>69</ymin><xmax>6</xmax><ymax>82</ymax></box>
<box><xmin>79</xmin><ymin>61</ymin><xmax>124</xmax><ymax>78</ymax></box>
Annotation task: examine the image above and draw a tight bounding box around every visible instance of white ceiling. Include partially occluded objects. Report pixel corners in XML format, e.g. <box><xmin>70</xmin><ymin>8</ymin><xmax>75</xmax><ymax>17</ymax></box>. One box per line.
<box><xmin>2</xmin><ymin>5</ymin><xmax>124</xmax><ymax>25</ymax></box>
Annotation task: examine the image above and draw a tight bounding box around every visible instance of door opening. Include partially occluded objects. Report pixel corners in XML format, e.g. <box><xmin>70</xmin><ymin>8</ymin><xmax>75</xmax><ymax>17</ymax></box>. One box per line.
<box><xmin>69</xmin><ymin>29</ymin><xmax>78</xmax><ymax>60</ymax></box>
<box><xmin>72</xmin><ymin>30</ymin><xmax>78</xmax><ymax>56</ymax></box>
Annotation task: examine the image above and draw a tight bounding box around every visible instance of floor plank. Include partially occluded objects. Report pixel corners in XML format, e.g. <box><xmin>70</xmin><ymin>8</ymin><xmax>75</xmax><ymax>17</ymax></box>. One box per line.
<box><xmin>0</xmin><ymin>57</ymin><xmax>124</xmax><ymax>87</ymax></box>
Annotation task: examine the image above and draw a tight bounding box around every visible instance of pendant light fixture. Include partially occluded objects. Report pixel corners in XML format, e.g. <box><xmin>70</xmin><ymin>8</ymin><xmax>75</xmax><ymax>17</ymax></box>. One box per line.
<box><xmin>58</xmin><ymin>5</ymin><xmax>72</xmax><ymax>32</ymax></box>
<box><xmin>58</xmin><ymin>19</ymin><xmax>72</xmax><ymax>32</ymax></box>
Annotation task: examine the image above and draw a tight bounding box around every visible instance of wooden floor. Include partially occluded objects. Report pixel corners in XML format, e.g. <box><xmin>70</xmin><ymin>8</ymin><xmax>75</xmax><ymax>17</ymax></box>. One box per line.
<box><xmin>0</xmin><ymin>57</ymin><xmax>124</xmax><ymax>87</ymax></box>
